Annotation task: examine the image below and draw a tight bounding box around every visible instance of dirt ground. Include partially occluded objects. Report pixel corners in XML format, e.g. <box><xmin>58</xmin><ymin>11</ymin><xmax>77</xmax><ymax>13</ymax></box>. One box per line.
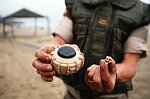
<box><xmin>0</xmin><ymin>36</ymin><xmax>150</xmax><ymax>99</ymax></box>
<box><xmin>0</xmin><ymin>38</ymin><xmax>67</xmax><ymax>99</ymax></box>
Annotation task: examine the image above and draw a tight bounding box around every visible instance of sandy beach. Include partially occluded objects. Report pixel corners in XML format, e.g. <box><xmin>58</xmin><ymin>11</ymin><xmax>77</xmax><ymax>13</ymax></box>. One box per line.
<box><xmin>0</xmin><ymin>27</ymin><xmax>150</xmax><ymax>99</ymax></box>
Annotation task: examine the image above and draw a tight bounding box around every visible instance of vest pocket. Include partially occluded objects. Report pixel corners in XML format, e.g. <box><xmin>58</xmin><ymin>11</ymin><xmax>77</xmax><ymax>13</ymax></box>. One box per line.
<box><xmin>73</xmin><ymin>23</ymin><xmax>88</xmax><ymax>50</ymax></box>
<box><xmin>74</xmin><ymin>24</ymin><xmax>88</xmax><ymax>35</ymax></box>
<box><xmin>114</xmin><ymin>10</ymin><xmax>138</xmax><ymax>33</ymax></box>
<box><xmin>112</xmin><ymin>28</ymin><xmax>123</xmax><ymax>62</ymax></box>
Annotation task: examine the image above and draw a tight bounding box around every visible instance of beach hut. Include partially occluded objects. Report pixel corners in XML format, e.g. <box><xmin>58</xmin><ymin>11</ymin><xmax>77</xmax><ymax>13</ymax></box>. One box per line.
<box><xmin>3</xmin><ymin>8</ymin><xmax>50</xmax><ymax>37</ymax></box>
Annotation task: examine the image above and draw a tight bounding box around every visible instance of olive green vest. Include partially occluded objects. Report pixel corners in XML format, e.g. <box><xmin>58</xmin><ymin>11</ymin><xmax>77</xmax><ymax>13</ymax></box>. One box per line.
<box><xmin>59</xmin><ymin>0</ymin><xmax>150</xmax><ymax>95</ymax></box>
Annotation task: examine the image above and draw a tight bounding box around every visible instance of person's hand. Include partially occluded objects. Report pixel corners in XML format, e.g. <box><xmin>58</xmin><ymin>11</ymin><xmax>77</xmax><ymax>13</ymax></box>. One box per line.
<box><xmin>85</xmin><ymin>56</ymin><xmax>117</xmax><ymax>93</ymax></box>
<box><xmin>32</xmin><ymin>44</ymin><xmax>58</xmax><ymax>82</ymax></box>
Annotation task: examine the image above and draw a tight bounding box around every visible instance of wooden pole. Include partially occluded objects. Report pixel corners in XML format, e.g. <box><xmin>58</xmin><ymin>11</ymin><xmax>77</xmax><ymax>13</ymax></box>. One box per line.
<box><xmin>46</xmin><ymin>17</ymin><xmax>50</xmax><ymax>36</ymax></box>
<box><xmin>3</xmin><ymin>19</ymin><xmax>7</xmax><ymax>37</ymax></box>
<box><xmin>34</xmin><ymin>17</ymin><xmax>37</xmax><ymax>36</ymax></box>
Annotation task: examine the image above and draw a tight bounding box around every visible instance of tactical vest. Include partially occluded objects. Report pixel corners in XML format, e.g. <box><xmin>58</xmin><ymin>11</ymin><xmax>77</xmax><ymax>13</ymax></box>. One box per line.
<box><xmin>59</xmin><ymin>0</ymin><xmax>150</xmax><ymax>95</ymax></box>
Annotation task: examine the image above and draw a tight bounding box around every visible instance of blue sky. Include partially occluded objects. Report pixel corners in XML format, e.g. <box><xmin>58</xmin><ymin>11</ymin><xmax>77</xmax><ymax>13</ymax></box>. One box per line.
<box><xmin>0</xmin><ymin>0</ymin><xmax>66</xmax><ymax>28</ymax></box>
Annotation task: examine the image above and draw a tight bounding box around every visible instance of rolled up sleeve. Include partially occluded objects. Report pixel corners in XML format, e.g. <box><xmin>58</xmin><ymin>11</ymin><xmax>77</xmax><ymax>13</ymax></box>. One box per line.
<box><xmin>53</xmin><ymin>16</ymin><xmax>73</xmax><ymax>43</ymax></box>
<box><xmin>124</xmin><ymin>25</ymin><xmax>149</xmax><ymax>58</ymax></box>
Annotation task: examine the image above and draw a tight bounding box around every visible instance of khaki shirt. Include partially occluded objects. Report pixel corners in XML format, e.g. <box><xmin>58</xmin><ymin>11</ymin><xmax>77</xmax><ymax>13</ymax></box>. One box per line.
<box><xmin>54</xmin><ymin>16</ymin><xmax>149</xmax><ymax>58</ymax></box>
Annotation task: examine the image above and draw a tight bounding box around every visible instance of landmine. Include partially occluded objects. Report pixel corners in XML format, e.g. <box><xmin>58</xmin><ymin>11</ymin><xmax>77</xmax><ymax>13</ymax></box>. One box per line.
<box><xmin>50</xmin><ymin>44</ymin><xmax>84</xmax><ymax>75</ymax></box>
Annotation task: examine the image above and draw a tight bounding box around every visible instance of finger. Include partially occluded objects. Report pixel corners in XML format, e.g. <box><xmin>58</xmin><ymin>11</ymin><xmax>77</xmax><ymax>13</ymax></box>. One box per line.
<box><xmin>41</xmin><ymin>45</ymin><xmax>58</xmax><ymax>54</ymax></box>
<box><xmin>85</xmin><ymin>65</ymin><xmax>95</xmax><ymax>83</ymax></box>
<box><xmin>86</xmin><ymin>65</ymin><xmax>97</xmax><ymax>82</ymax></box>
<box><xmin>86</xmin><ymin>65</ymin><xmax>97</xmax><ymax>90</ymax></box>
<box><xmin>32</xmin><ymin>58</ymin><xmax>53</xmax><ymax>71</ymax></box>
<box><xmin>35</xmin><ymin>49</ymin><xmax>52</xmax><ymax>61</ymax></box>
<box><xmin>41</xmin><ymin>76</ymin><xmax>53</xmax><ymax>82</ymax></box>
<box><xmin>93</xmin><ymin>66</ymin><xmax>104</xmax><ymax>93</ymax></box>
<box><xmin>107</xmin><ymin>58</ymin><xmax>117</xmax><ymax>82</ymax></box>
<box><xmin>100</xmin><ymin>60</ymin><xmax>110</xmax><ymax>78</ymax></box>
<box><xmin>107</xmin><ymin>57</ymin><xmax>117</xmax><ymax>74</ymax></box>
<box><xmin>37</xmin><ymin>70</ymin><xmax>56</xmax><ymax>77</ymax></box>
<box><xmin>100</xmin><ymin>60</ymin><xmax>114</xmax><ymax>93</ymax></box>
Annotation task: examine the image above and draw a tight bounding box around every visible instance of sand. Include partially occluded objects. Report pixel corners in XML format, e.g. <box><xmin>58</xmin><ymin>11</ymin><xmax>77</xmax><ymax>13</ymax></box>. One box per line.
<box><xmin>0</xmin><ymin>38</ymin><xmax>66</xmax><ymax>99</ymax></box>
<box><xmin>0</xmin><ymin>32</ymin><xmax>150</xmax><ymax>99</ymax></box>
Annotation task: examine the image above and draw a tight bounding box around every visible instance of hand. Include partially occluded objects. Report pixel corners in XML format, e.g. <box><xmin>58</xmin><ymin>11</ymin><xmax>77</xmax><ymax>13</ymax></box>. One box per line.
<box><xmin>32</xmin><ymin>44</ymin><xmax>58</xmax><ymax>82</ymax></box>
<box><xmin>85</xmin><ymin>56</ymin><xmax>117</xmax><ymax>93</ymax></box>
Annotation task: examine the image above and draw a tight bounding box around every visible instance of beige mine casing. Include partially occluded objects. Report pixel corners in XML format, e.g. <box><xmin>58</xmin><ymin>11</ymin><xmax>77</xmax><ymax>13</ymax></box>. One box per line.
<box><xmin>50</xmin><ymin>44</ymin><xmax>84</xmax><ymax>75</ymax></box>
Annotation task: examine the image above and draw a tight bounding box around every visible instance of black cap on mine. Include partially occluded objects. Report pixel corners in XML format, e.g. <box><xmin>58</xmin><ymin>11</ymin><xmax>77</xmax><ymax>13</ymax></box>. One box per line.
<box><xmin>57</xmin><ymin>46</ymin><xmax>76</xmax><ymax>58</ymax></box>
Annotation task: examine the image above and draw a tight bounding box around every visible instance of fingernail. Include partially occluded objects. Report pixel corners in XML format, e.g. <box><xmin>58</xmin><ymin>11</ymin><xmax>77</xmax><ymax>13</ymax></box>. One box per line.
<box><xmin>52</xmin><ymin>70</ymin><xmax>56</xmax><ymax>75</ymax></box>
<box><xmin>48</xmin><ymin>77</ymin><xmax>53</xmax><ymax>81</ymax></box>
<box><xmin>47</xmin><ymin>65</ymin><xmax>53</xmax><ymax>71</ymax></box>
<box><xmin>46</xmin><ymin>56</ymin><xmax>49</xmax><ymax>60</ymax></box>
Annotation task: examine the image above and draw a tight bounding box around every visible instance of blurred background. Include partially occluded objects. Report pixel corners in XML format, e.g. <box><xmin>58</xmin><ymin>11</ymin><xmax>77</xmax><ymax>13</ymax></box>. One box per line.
<box><xmin>0</xmin><ymin>0</ymin><xmax>150</xmax><ymax>99</ymax></box>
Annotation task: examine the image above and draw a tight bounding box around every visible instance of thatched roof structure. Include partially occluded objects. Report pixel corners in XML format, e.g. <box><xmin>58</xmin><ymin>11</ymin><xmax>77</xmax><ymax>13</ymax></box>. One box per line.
<box><xmin>5</xmin><ymin>8</ymin><xmax>45</xmax><ymax>19</ymax></box>
<box><xmin>3</xmin><ymin>8</ymin><xmax>50</xmax><ymax>37</ymax></box>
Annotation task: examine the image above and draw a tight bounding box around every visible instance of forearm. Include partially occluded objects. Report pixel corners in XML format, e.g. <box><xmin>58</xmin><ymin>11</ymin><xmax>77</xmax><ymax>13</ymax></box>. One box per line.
<box><xmin>116</xmin><ymin>53</ymin><xmax>140</xmax><ymax>83</ymax></box>
<box><xmin>52</xmin><ymin>34</ymin><xmax>67</xmax><ymax>45</ymax></box>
